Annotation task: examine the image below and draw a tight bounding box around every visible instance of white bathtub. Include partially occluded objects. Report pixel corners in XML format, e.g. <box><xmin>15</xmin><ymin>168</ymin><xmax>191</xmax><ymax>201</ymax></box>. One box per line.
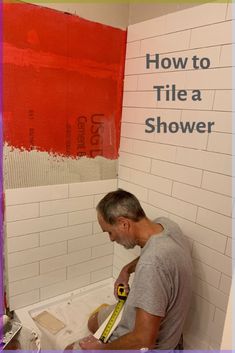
<box><xmin>15</xmin><ymin>278</ymin><xmax>115</xmax><ymax>350</ymax></box>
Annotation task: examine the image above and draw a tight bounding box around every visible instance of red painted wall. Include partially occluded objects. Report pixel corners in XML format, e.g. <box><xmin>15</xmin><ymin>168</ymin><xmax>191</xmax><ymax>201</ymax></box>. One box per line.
<box><xmin>3</xmin><ymin>3</ymin><xmax>126</xmax><ymax>159</ymax></box>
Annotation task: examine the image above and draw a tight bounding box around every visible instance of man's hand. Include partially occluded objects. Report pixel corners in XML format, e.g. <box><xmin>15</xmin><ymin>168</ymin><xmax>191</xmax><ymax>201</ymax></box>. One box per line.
<box><xmin>114</xmin><ymin>268</ymin><xmax>130</xmax><ymax>299</ymax></box>
<box><xmin>79</xmin><ymin>334</ymin><xmax>105</xmax><ymax>350</ymax></box>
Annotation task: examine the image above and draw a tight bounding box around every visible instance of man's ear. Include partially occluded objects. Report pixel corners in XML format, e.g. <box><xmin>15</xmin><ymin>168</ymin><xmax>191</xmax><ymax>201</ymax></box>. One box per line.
<box><xmin>117</xmin><ymin>217</ymin><xmax>130</xmax><ymax>230</ymax></box>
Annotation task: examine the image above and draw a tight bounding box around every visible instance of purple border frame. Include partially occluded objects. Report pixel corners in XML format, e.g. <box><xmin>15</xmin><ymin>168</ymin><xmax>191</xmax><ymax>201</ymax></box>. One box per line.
<box><xmin>0</xmin><ymin>2</ymin><xmax>233</xmax><ymax>353</ymax></box>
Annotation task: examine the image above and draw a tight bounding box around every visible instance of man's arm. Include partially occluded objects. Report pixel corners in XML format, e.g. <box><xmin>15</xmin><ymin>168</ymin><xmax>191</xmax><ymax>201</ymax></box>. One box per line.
<box><xmin>114</xmin><ymin>257</ymin><xmax>140</xmax><ymax>297</ymax></box>
<box><xmin>79</xmin><ymin>307</ymin><xmax>162</xmax><ymax>350</ymax></box>
<box><xmin>125</xmin><ymin>256</ymin><xmax>140</xmax><ymax>274</ymax></box>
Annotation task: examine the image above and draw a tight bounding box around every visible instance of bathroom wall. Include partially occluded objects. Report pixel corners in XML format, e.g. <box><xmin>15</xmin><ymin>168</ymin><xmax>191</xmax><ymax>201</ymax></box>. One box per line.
<box><xmin>5</xmin><ymin>179</ymin><xmax>116</xmax><ymax>310</ymax></box>
<box><xmin>3</xmin><ymin>1</ymin><xmax>233</xmax><ymax>349</ymax></box>
<box><xmin>115</xmin><ymin>1</ymin><xmax>232</xmax><ymax>349</ymax></box>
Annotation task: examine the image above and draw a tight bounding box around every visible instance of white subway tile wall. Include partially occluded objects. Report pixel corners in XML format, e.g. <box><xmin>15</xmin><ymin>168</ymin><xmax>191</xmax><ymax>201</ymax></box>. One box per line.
<box><xmin>117</xmin><ymin>2</ymin><xmax>232</xmax><ymax>349</ymax></box>
<box><xmin>4</xmin><ymin>3</ymin><xmax>232</xmax><ymax>350</ymax></box>
<box><xmin>5</xmin><ymin>179</ymin><xmax>117</xmax><ymax>310</ymax></box>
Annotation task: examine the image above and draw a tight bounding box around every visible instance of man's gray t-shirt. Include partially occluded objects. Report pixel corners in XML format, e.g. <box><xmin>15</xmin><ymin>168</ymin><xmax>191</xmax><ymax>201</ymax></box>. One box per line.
<box><xmin>111</xmin><ymin>217</ymin><xmax>193</xmax><ymax>349</ymax></box>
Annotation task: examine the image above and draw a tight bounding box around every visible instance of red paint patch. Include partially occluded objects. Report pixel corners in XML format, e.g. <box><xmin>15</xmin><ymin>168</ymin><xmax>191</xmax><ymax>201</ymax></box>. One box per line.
<box><xmin>3</xmin><ymin>3</ymin><xmax>126</xmax><ymax>159</ymax></box>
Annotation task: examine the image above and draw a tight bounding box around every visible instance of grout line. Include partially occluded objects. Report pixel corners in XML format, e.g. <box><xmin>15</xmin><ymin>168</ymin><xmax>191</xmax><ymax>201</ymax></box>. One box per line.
<box><xmin>127</xmin><ymin>18</ymin><xmax>232</xmax><ymax>44</ymax></box>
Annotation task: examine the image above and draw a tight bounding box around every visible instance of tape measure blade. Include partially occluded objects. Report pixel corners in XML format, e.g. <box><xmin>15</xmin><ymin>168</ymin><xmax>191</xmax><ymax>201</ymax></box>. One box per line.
<box><xmin>94</xmin><ymin>306</ymin><xmax>124</xmax><ymax>342</ymax></box>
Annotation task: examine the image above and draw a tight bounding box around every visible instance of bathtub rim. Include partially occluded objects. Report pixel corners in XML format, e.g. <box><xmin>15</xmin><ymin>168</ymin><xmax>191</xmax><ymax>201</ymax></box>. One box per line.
<box><xmin>14</xmin><ymin>277</ymin><xmax>115</xmax><ymax>336</ymax></box>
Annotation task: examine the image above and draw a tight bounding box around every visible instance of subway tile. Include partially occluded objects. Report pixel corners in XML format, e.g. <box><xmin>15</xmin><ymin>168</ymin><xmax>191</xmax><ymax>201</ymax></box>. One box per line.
<box><xmin>125</xmin><ymin>47</ymin><xmax>221</xmax><ymax>75</ymax></box>
<box><xmin>5</xmin><ymin>184</ymin><xmax>68</xmax><ymax>206</ymax></box>
<box><xmin>184</xmin><ymin>294</ymin><xmax>215</xmax><ymax>340</ymax></box>
<box><xmin>219</xmin><ymin>274</ymin><xmax>232</xmax><ymax>295</ymax></box>
<box><xmin>148</xmin><ymin>190</ymin><xmax>197</xmax><ymax>221</ymax></box>
<box><xmin>124</xmin><ymin>75</ymin><xmax>138</xmax><ymax>91</ymax></box>
<box><xmin>197</xmin><ymin>208</ymin><xmax>231</xmax><ymax>237</ymax></box>
<box><xmin>225</xmin><ymin>237</ymin><xmax>232</xmax><ymax>257</ymax></box>
<box><xmin>67</xmin><ymin>255</ymin><xmax>113</xmax><ymax>279</ymax></box>
<box><xmin>176</xmin><ymin>147</ymin><xmax>232</xmax><ymax>176</ymax></box>
<box><xmin>126</xmin><ymin>41</ymin><xmax>141</xmax><ymax>59</ymax></box>
<box><xmin>6</xmin><ymin>203</ymin><xmax>39</xmax><ymax>222</ymax></box>
<box><xmin>69</xmin><ymin>179</ymin><xmax>117</xmax><ymax>198</ymax></box>
<box><xmin>118</xmin><ymin>165</ymin><xmax>131</xmax><ymax>181</ymax></box>
<box><xmin>220</xmin><ymin>44</ymin><xmax>233</xmax><ymax>67</ymax></box>
<box><xmin>123</xmin><ymin>91</ymin><xmax>156</xmax><ymax>108</ymax></box>
<box><xmin>93</xmin><ymin>223</ymin><xmax>102</xmax><ymax>234</ymax></box>
<box><xmin>40</xmin><ymin>223</ymin><xmax>92</xmax><ymax>245</ymax></box>
<box><xmin>202</xmin><ymin>171</ymin><xmax>232</xmax><ymax>197</ymax></box>
<box><xmin>193</xmin><ymin>259</ymin><xmax>221</xmax><ymax>288</ymax></box>
<box><xmin>40</xmin><ymin>273</ymin><xmax>90</xmax><ymax>301</ymax></box>
<box><xmin>120</xmin><ymin>244</ymin><xmax>140</xmax><ymax>259</ymax></box>
<box><xmin>8</xmin><ymin>263</ymin><xmax>39</xmax><ymax>283</ymax></box>
<box><xmin>118</xmin><ymin>180</ymin><xmax>148</xmax><ymax>203</ymax></box>
<box><xmin>155</xmin><ymin>90</ymin><xmax>214</xmax><ymax>111</ymax></box>
<box><xmin>181</xmin><ymin>110</ymin><xmax>231</xmax><ymax>134</ymax></box>
<box><xmin>140</xmin><ymin>30</ymin><xmax>191</xmax><ymax>56</ymax></box>
<box><xmin>9</xmin><ymin>269</ymin><xmax>66</xmax><ymax>296</ymax></box>
<box><xmin>185</xmin><ymin>68</ymin><xmax>231</xmax><ymax>90</ymax></box>
<box><xmin>213</xmin><ymin>90</ymin><xmax>232</xmax><ymax>111</ymax></box>
<box><xmin>127</xmin><ymin>15</ymin><xmax>166</xmax><ymax>42</ymax></box>
<box><xmin>68</xmin><ymin>233</ymin><xmax>109</xmax><ymax>253</ymax></box>
<box><xmin>8</xmin><ymin>233</ymin><xmax>39</xmax><ymax>253</ymax></box>
<box><xmin>40</xmin><ymin>196</ymin><xmax>93</xmax><ymax>216</ymax></box>
<box><xmin>172</xmin><ymin>182</ymin><xmax>232</xmax><ymax>216</ymax></box>
<box><xmin>94</xmin><ymin>194</ymin><xmax>107</xmax><ymax>207</ymax></box>
<box><xmin>207</xmin><ymin>132</ymin><xmax>232</xmax><ymax>154</ymax></box>
<box><xmin>8</xmin><ymin>242</ymin><xmax>67</xmax><ymax>268</ymax></box>
<box><xmin>9</xmin><ymin>290</ymin><xmax>39</xmax><ymax>310</ymax></box>
<box><xmin>208</xmin><ymin>308</ymin><xmax>226</xmax><ymax>345</ymax></box>
<box><xmin>165</xmin><ymin>3</ymin><xmax>227</xmax><ymax>33</ymax></box>
<box><xmin>91</xmin><ymin>266</ymin><xmax>113</xmax><ymax>284</ymax></box>
<box><xmin>119</xmin><ymin>151</ymin><xmax>151</xmax><ymax>173</ymax></box>
<box><xmin>7</xmin><ymin>214</ymin><xmax>68</xmax><ymax>237</ymax></box>
<box><xmin>125</xmin><ymin>57</ymin><xmax>148</xmax><ymax>76</ymax></box>
<box><xmin>113</xmin><ymin>260</ymin><xmax>124</xmax><ymax>276</ymax></box>
<box><xmin>132</xmin><ymin>139</ymin><xmax>177</xmax><ymax>163</ymax></box>
<box><xmin>138</xmin><ymin>71</ymin><xmax>187</xmax><ymax>91</ymax></box>
<box><xmin>193</xmin><ymin>276</ymin><xmax>229</xmax><ymax>311</ymax></box>
<box><xmin>114</xmin><ymin>244</ymin><xmax>138</xmax><ymax>265</ymax></box>
<box><xmin>92</xmin><ymin>243</ymin><xmax>114</xmax><ymax>259</ymax></box>
<box><xmin>153</xmin><ymin>126</ymin><xmax>208</xmax><ymax>150</ymax></box>
<box><xmin>120</xmin><ymin>168</ymin><xmax>172</xmax><ymax>195</ymax></box>
<box><xmin>151</xmin><ymin>159</ymin><xmax>202</xmax><ymax>187</ymax></box>
<box><xmin>113</xmin><ymin>254</ymin><xmax>131</xmax><ymax>274</ymax></box>
<box><xmin>190</xmin><ymin>21</ymin><xmax>232</xmax><ymax>49</ymax></box>
<box><xmin>226</xmin><ymin>3</ymin><xmax>233</xmax><ymax>20</ymax></box>
<box><xmin>68</xmin><ymin>209</ymin><xmax>96</xmax><ymax>226</ymax></box>
<box><xmin>40</xmin><ymin>248</ymin><xmax>91</xmax><ymax>274</ymax></box>
<box><xmin>119</xmin><ymin>137</ymin><xmax>133</xmax><ymax>153</ymax></box>
<box><xmin>192</xmin><ymin>242</ymin><xmax>232</xmax><ymax>276</ymax></box>
<box><xmin>121</xmin><ymin>122</ymin><xmax>154</xmax><ymax>142</ymax></box>
<box><xmin>169</xmin><ymin>214</ymin><xmax>227</xmax><ymax>253</ymax></box>
<box><xmin>121</xmin><ymin>107</ymin><xmax>181</xmax><ymax>125</ymax></box>
<box><xmin>141</xmin><ymin>202</ymin><xmax>169</xmax><ymax>220</ymax></box>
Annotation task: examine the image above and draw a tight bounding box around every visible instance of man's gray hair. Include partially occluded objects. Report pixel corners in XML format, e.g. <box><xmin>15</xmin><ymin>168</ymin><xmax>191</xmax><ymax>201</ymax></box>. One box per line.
<box><xmin>96</xmin><ymin>189</ymin><xmax>146</xmax><ymax>225</ymax></box>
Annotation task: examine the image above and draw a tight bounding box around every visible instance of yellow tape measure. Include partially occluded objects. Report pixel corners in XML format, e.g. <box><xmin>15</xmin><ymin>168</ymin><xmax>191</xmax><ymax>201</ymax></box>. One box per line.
<box><xmin>99</xmin><ymin>284</ymin><xmax>128</xmax><ymax>343</ymax></box>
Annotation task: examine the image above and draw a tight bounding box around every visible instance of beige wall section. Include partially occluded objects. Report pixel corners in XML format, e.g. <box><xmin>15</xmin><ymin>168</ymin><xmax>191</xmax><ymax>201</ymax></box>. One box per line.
<box><xmin>128</xmin><ymin>2</ymin><xmax>207</xmax><ymax>25</ymax></box>
<box><xmin>31</xmin><ymin>2</ymin><xmax>129</xmax><ymax>29</ymax></box>
<box><xmin>4</xmin><ymin>146</ymin><xmax>117</xmax><ymax>189</ymax></box>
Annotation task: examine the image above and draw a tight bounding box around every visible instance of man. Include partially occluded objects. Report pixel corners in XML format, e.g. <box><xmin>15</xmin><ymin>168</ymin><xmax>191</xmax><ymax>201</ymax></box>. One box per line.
<box><xmin>67</xmin><ymin>189</ymin><xmax>192</xmax><ymax>350</ymax></box>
